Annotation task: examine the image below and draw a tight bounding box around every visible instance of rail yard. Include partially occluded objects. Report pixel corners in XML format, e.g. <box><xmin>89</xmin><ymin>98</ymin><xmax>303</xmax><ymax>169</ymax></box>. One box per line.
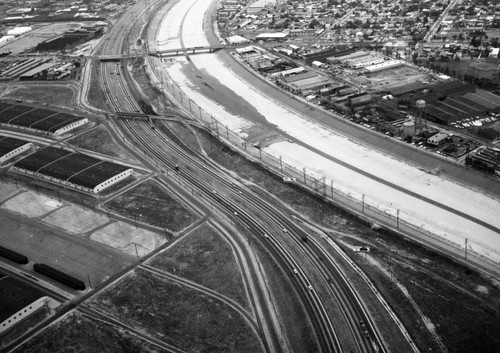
<box><xmin>1</xmin><ymin>0</ymin><xmax>500</xmax><ymax>352</ymax></box>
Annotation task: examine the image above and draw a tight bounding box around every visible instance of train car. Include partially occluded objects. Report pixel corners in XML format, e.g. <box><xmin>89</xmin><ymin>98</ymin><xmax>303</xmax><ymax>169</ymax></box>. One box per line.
<box><xmin>33</xmin><ymin>263</ymin><xmax>86</xmax><ymax>290</ymax></box>
<box><xmin>0</xmin><ymin>245</ymin><xmax>29</xmax><ymax>264</ymax></box>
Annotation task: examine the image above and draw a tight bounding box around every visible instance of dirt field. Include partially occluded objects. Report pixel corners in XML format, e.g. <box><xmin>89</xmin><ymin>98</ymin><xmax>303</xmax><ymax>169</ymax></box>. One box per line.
<box><xmin>88</xmin><ymin>269</ymin><xmax>264</xmax><ymax>352</ymax></box>
<box><xmin>1</xmin><ymin>23</ymin><xmax>84</xmax><ymax>54</ymax></box>
<box><xmin>42</xmin><ymin>205</ymin><xmax>109</xmax><ymax>234</ymax></box>
<box><xmin>1</xmin><ymin>84</ymin><xmax>77</xmax><ymax>110</ymax></box>
<box><xmin>90</xmin><ymin>221</ymin><xmax>166</xmax><ymax>257</ymax></box>
<box><xmin>0</xmin><ymin>182</ymin><xmax>136</xmax><ymax>289</ymax></box>
<box><xmin>193</xmin><ymin>125</ymin><xmax>500</xmax><ymax>353</ymax></box>
<box><xmin>104</xmin><ymin>179</ymin><xmax>199</xmax><ymax>232</ymax></box>
<box><xmin>67</xmin><ymin>124</ymin><xmax>139</xmax><ymax>162</ymax></box>
<box><xmin>13</xmin><ymin>312</ymin><xmax>160</xmax><ymax>353</ymax></box>
<box><xmin>360</xmin><ymin>64</ymin><xmax>431</xmax><ymax>91</ymax></box>
<box><xmin>1</xmin><ymin>190</ymin><xmax>63</xmax><ymax>218</ymax></box>
<box><xmin>148</xmin><ymin>222</ymin><xmax>250</xmax><ymax>309</ymax></box>
<box><xmin>0</xmin><ymin>182</ymin><xmax>21</xmax><ymax>202</ymax></box>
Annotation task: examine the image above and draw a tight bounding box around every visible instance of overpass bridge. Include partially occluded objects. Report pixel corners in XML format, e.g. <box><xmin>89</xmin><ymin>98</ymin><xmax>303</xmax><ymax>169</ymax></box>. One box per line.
<box><xmin>96</xmin><ymin>43</ymin><xmax>249</xmax><ymax>60</ymax></box>
<box><xmin>150</xmin><ymin>45</ymin><xmax>225</xmax><ymax>57</ymax></box>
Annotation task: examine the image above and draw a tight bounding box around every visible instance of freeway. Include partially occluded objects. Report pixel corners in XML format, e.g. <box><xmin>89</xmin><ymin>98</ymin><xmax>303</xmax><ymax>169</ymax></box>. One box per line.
<box><xmin>92</xmin><ymin>0</ymin><xmax>421</xmax><ymax>351</ymax></box>
<box><xmin>99</xmin><ymin>47</ymin><xmax>284</xmax><ymax>353</ymax></box>
<box><xmin>99</xmin><ymin>27</ymin><xmax>366</xmax><ymax>349</ymax></box>
<box><xmin>98</xmin><ymin>0</ymin><xmax>423</xmax><ymax>351</ymax></box>
<box><xmin>152</xmin><ymin>0</ymin><xmax>500</xmax><ymax>281</ymax></box>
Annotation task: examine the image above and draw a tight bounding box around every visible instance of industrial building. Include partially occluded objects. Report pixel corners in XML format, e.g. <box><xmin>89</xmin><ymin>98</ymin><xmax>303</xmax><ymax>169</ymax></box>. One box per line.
<box><xmin>363</xmin><ymin>60</ymin><xmax>404</xmax><ymax>73</ymax></box>
<box><xmin>255</xmin><ymin>32</ymin><xmax>289</xmax><ymax>41</ymax></box>
<box><xmin>19</xmin><ymin>62</ymin><xmax>57</xmax><ymax>80</ymax></box>
<box><xmin>303</xmin><ymin>48</ymin><xmax>356</xmax><ymax>64</ymax></box>
<box><xmin>348</xmin><ymin>92</ymin><xmax>372</xmax><ymax>107</ymax></box>
<box><xmin>277</xmin><ymin>69</ymin><xmax>333</xmax><ymax>94</ymax></box>
<box><xmin>0</xmin><ymin>271</ymin><xmax>49</xmax><ymax>334</ymax></box>
<box><xmin>0</xmin><ymin>102</ymin><xmax>89</xmax><ymax>135</ymax></box>
<box><xmin>35</xmin><ymin>30</ymin><xmax>96</xmax><ymax>51</ymax></box>
<box><xmin>427</xmin><ymin>132</ymin><xmax>450</xmax><ymax>146</ymax></box>
<box><xmin>0</xmin><ymin>136</ymin><xmax>33</xmax><ymax>164</ymax></box>
<box><xmin>0</xmin><ymin>58</ymin><xmax>52</xmax><ymax>81</ymax></box>
<box><xmin>13</xmin><ymin>147</ymin><xmax>133</xmax><ymax>194</ymax></box>
<box><xmin>465</xmin><ymin>147</ymin><xmax>500</xmax><ymax>176</ymax></box>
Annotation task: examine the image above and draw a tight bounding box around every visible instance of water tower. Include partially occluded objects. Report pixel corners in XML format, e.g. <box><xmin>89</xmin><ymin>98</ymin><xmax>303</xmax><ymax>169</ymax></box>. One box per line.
<box><xmin>416</xmin><ymin>99</ymin><xmax>426</xmax><ymax>134</ymax></box>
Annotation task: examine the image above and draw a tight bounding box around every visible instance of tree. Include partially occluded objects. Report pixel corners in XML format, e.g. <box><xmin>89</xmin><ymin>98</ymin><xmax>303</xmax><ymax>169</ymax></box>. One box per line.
<box><xmin>309</xmin><ymin>19</ymin><xmax>320</xmax><ymax>29</ymax></box>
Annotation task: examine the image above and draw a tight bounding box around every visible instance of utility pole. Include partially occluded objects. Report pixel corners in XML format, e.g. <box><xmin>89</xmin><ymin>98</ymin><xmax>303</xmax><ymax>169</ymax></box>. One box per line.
<box><xmin>464</xmin><ymin>238</ymin><xmax>468</xmax><ymax>259</ymax></box>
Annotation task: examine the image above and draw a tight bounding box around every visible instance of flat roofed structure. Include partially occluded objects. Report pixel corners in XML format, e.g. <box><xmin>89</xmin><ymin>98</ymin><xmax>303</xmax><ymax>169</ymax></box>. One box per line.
<box><xmin>364</xmin><ymin>60</ymin><xmax>404</xmax><ymax>73</ymax></box>
<box><xmin>427</xmin><ymin>132</ymin><xmax>450</xmax><ymax>146</ymax></box>
<box><xmin>289</xmin><ymin>75</ymin><xmax>332</xmax><ymax>91</ymax></box>
<box><xmin>431</xmin><ymin>81</ymin><xmax>475</xmax><ymax>96</ymax></box>
<box><xmin>0</xmin><ymin>103</ymin><xmax>88</xmax><ymax>135</ymax></box>
<box><xmin>0</xmin><ymin>271</ymin><xmax>48</xmax><ymax>334</ymax></box>
<box><xmin>0</xmin><ymin>136</ymin><xmax>34</xmax><ymax>164</ymax></box>
<box><xmin>13</xmin><ymin>147</ymin><xmax>133</xmax><ymax>193</ymax></box>
<box><xmin>281</xmin><ymin>70</ymin><xmax>316</xmax><ymax>83</ymax></box>
<box><xmin>272</xmin><ymin>66</ymin><xmax>306</xmax><ymax>78</ymax></box>
<box><xmin>255</xmin><ymin>32</ymin><xmax>289</xmax><ymax>40</ymax></box>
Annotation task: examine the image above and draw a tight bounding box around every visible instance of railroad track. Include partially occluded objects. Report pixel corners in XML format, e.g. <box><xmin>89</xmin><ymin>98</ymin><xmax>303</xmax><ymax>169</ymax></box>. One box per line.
<box><xmin>97</xmin><ymin>2</ymin><xmax>386</xmax><ymax>349</ymax></box>
<box><xmin>117</xmin><ymin>118</ymin><xmax>350</xmax><ymax>352</ymax></box>
<box><xmin>101</xmin><ymin>49</ymin><xmax>384</xmax><ymax>350</ymax></box>
<box><xmin>78</xmin><ymin>305</ymin><xmax>187</xmax><ymax>353</ymax></box>
<box><xmin>122</xmin><ymin>116</ymin><xmax>392</xmax><ymax>352</ymax></box>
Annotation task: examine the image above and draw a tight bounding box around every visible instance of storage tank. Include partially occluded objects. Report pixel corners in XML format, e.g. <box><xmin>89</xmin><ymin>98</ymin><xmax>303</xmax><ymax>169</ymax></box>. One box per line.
<box><xmin>402</xmin><ymin>121</ymin><xmax>415</xmax><ymax>138</ymax></box>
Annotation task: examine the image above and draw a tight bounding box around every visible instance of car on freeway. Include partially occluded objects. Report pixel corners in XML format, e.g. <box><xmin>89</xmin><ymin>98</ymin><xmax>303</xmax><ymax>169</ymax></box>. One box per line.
<box><xmin>293</xmin><ymin>268</ymin><xmax>298</xmax><ymax>274</ymax></box>
<box><xmin>282</xmin><ymin>228</ymin><xmax>288</xmax><ymax>233</ymax></box>
<box><xmin>308</xmin><ymin>285</ymin><xmax>313</xmax><ymax>291</ymax></box>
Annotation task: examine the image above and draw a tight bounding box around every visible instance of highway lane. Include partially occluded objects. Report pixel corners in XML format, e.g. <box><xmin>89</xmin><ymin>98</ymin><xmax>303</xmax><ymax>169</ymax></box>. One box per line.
<box><xmin>119</xmin><ymin>115</ymin><xmax>390</xmax><ymax>353</ymax></box>
<box><xmin>99</xmin><ymin>38</ymin><xmax>285</xmax><ymax>353</ymax></box>
<box><xmin>119</xmin><ymin>0</ymin><xmax>396</xmax><ymax>348</ymax></box>
<box><xmin>117</xmin><ymin>118</ymin><xmax>341</xmax><ymax>353</ymax></box>
<box><xmin>96</xmin><ymin>0</ymin><xmax>410</xmax><ymax>350</ymax></box>
<box><xmin>143</xmin><ymin>0</ymin><xmax>424</xmax><ymax>350</ymax></box>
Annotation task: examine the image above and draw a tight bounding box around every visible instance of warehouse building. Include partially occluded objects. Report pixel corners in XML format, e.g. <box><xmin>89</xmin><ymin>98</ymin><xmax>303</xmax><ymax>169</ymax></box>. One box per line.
<box><xmin>288</xmin><ymin>75</ymin><xmax>332</xmax><ymax>93</ymax></box>
<box><xmin>363</xmin><ymin>60</ymin><xmax>404</xmax><ymax>73</ymax></box>
<box><xmin>465</xmin><ymin>147</ymin><xmax>500</xmax><ymax>176</ymax></box>
<box><xmin>427</xmin><ymin>132</ymin><xmax>449</xmax><ymax>146</ymax></box>
<box><xmin>19</xmin><ymin>62</ymin><xmax>57</xmax><ymax>80</ymax></box>
<box><xmin>13</xmin><ymin>147</ymin><xmax>133</xmax><ymax>194</ymax></box>
<box><xmin>0</xmin><ymin>58</ymin><xmax>51</xmax><ymax>81</ymax></box>
<box><xmin>0</xmin><ymin>271</ymin><xmax>49</xmax><ymax>334</ymax></box>
<box><xmin>0</xmin><ymin>103</ymin><xmax>89</xmax><ymax>135</ymax></box>
<box><xmin>255</xmin><ymin>32</ymin><xmax>289</xmax><ymax>41</ymax></box>
<box><xmin>0</xmin><ymin>136</ymin><xmax>33</xmax><ymax>164</ymax></box>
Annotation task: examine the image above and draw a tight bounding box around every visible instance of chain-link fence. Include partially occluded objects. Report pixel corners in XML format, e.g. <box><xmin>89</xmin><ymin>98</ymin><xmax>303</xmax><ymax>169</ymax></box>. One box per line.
<box><xmin>152</xmin><ymin>60</ymin><xmax>477</xmax><ymax>257</ymax></box>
